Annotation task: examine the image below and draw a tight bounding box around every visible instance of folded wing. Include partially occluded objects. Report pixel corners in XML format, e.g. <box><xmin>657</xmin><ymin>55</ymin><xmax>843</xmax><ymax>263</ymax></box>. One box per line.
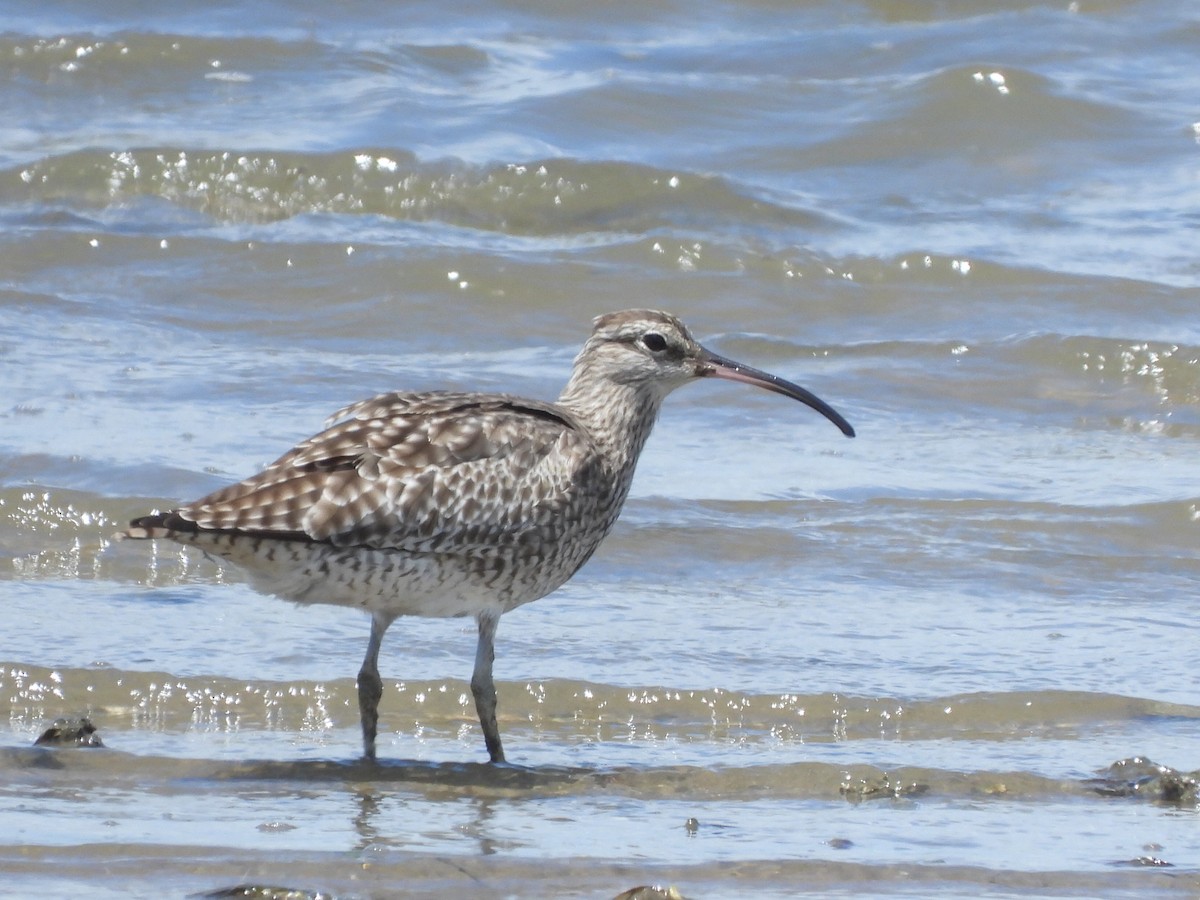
<box><xmin>162</xmin><ymin>391</ymin><xmax>596</xmax><ymax>553</ymax></box>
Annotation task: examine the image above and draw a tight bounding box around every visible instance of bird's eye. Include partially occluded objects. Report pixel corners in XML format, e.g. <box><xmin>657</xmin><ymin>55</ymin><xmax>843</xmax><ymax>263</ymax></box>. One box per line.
<box><xmin>641</xmin><ymin>332</ymin><xmax>668</xmax><ymax>352</ymax></box>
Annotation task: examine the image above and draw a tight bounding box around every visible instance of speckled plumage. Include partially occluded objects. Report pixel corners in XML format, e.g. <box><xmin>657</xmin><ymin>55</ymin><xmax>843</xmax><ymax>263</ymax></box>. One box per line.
<box><xmin>120</xmin><ymin>309</ymin><xmax>854</xmax><ymax>763</ymax></box>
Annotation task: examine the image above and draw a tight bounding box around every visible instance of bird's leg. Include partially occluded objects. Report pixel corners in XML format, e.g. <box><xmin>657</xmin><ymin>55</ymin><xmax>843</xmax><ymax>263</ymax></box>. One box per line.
<box><xmin>357</xmin><ymin>613</ymin><xmax>393</xmax><ymax>761</ymax></box>
<box><xmin>471</xmin><ymin>610</ymin><xmax>505</xmax><ymax>764</ymax></box>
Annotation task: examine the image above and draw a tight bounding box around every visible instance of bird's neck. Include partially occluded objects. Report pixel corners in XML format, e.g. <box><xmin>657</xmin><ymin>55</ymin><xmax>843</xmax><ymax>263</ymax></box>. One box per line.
<box><xmin>557</xmin><ymin>375</ymin><xmax>665</xmax><ymax>476</ymax></box>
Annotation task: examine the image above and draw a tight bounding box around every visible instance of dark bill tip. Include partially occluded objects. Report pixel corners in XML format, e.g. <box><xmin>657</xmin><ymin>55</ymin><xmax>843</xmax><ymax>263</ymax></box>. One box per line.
<box><xmin>698</xmin><ymin>348</ymin><xmax>856</xmax><ymax>438</ymax></box>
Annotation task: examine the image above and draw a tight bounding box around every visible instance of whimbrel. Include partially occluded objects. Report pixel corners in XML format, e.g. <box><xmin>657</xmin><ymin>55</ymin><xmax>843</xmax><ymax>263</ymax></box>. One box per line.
<box><xmin>120</xmin><ymin>309</ymin><xmax>854</xmax><ymax>762</ymax></box>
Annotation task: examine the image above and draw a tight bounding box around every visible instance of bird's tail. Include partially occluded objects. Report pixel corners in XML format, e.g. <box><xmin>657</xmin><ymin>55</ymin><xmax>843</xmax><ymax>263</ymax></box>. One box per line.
<box><xmin>115</xmin><ymin>511</ymin><xmax>199</xmax><ymax>541</ymax></box>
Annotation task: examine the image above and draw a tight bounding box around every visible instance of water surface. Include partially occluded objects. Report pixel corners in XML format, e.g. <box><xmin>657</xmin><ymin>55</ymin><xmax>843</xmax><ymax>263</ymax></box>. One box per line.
<box><xmin>3</xmin><ymin>0</ymin><xmax>1200</xmax><ymax>896</ymax></box>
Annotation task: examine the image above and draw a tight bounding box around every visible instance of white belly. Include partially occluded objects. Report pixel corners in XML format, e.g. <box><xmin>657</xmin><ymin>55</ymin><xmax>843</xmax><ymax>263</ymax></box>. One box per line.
<box><xmin>170</xmin><ymin>530</ymin><xmax>594</xmax><ymax>619</ymax></box>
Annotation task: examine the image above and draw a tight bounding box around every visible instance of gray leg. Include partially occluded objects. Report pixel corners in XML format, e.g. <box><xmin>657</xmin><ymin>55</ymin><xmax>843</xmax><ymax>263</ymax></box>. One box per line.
<box><xmin>357</xmin><ymin>613</ymin><xmax>393</xmax><ymax>760</ymax></box>
<box><xmin>471</xmin><ymin>611</ymin><xmax>505</xmax><ymax>763</ymax></box>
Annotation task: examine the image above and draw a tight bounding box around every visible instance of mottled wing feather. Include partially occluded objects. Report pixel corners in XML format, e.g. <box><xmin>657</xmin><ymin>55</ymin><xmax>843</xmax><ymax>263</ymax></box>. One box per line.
<box><xmin>177</xmin><ymin>391</ymin><xmax>595</xmax><ymax>552</ymax></box>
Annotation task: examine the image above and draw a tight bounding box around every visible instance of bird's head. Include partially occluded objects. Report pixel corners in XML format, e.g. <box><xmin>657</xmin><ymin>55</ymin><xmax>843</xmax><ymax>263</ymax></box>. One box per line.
<box><xmin>572</xmin><ymin>308</ymin><xmax>855</xmax><ymax>437</ymax></box>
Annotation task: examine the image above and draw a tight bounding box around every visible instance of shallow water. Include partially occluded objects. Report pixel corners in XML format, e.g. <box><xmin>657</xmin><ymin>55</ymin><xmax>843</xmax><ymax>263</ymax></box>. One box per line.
<box><xmin>3</xmin><ymin>0</ymin><xmax>1200</xmax><ymax>897</ymax></box>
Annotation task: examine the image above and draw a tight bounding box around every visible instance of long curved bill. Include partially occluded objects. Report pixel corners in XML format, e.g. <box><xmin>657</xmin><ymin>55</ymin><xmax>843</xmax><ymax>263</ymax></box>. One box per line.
<box><xmin>697</xmin><ymin>347</ymin><xmax>856</xmax><ymax>438</ymax></box>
